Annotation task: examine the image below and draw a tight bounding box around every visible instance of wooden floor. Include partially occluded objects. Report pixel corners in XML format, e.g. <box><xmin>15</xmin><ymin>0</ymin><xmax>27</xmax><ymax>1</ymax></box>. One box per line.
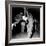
<box><xmin>12</xmin><ymin>31</ymin><xmax>40</xmax><ymax>39</ymax></box>
<box><xmin>9</xmin><ymin>31</ymin><xmax>40</xmax><ymax>43</ymax></box>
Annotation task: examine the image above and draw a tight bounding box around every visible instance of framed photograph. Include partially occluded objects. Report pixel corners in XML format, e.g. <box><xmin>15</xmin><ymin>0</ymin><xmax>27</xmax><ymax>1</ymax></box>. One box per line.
<box><xmin>5</xmin><ymin>1</ymin><xmax>45</xmax><ymax>46</ymax></box>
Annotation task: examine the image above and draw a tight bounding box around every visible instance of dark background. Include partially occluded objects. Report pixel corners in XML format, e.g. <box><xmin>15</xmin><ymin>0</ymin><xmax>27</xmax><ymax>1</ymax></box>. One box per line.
<box><xmin>12</xmin><ymin>7</ymin><xmax>40</xmax><ymax>23</ymax></box>
<box><xmin>12</xmin><ymin>7</ymin><xmax>24</xmax><ymax>23</ymax></box>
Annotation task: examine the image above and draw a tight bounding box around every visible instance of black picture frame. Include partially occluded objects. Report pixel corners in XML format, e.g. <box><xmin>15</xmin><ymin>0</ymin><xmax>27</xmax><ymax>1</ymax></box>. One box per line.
<box><xmin>5</xmin><ymin>1</ymin><xmax>45</xmax><ymax>46</ymax></box>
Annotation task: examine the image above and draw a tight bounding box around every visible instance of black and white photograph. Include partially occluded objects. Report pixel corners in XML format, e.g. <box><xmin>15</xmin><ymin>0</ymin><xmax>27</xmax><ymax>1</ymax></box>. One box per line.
<box><xmin>12</xmin><ymin>7</ymin><xmax>40</xmax><ymax>39</ymax></box>
<box><xmin>5</xmin><ymin>1</ymin><xmax>45</xmax><ymax>45</ymax></box>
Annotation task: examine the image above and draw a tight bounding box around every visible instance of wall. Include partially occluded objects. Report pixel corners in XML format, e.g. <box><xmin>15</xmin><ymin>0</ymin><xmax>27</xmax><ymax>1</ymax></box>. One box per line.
<box><xmin>0</xmin><ymin>0</ymin><xmax>46</xmax><ymax>46</ymax></box>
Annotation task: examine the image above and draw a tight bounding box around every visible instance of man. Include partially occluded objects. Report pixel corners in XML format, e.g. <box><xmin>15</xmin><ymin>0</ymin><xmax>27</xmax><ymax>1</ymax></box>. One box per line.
<box><xmin>12</xmin><ymin>12</ymin><xmax>22</xmax><ymax>36</ymax></box>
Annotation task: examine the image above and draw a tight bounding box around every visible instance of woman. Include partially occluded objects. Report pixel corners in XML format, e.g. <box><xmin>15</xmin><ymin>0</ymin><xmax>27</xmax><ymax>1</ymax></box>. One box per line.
<box><xmin>27</xmin><ymin>13</ymin><xmax>34</xmax><ymax>38</ymax></box>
